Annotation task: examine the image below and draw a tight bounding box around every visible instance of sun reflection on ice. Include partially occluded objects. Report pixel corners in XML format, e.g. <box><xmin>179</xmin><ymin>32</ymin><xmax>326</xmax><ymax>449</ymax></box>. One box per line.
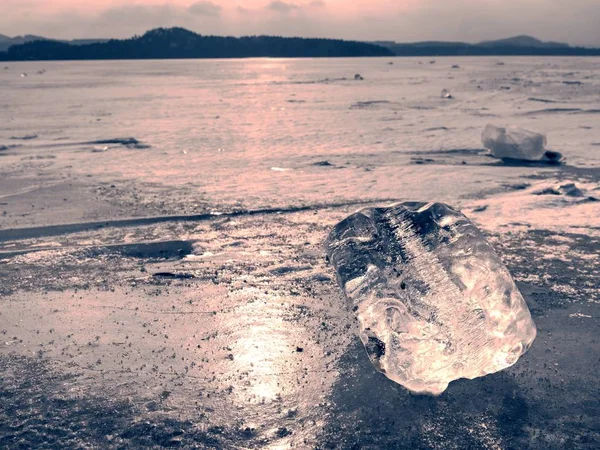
<box><xmin>234</xmin><ymin>321</ymin><xmax>288</xmax><ymax>402</ymax></box>
<box><xmin>227</xmin><ymin>290</ymin><xmax>294</xmax><ymax>404</ymax></box>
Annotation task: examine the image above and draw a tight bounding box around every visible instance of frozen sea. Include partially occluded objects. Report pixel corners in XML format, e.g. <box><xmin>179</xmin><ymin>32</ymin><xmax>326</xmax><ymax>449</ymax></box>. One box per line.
<box><xmin>1</xmin><ymin>57</ymin><xmax>600</xmax><ymax>220</ymax></box>
<box><xmin>0</xmin><ymin>57</ymin><xmax>599</xmax><ymax>449</ymax></box>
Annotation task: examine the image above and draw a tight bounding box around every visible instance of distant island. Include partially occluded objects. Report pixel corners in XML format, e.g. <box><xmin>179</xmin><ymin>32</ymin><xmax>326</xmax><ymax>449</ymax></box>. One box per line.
<box><xmin>375</xmin><ymin>35</ymin><xmax>600</xmax><ymax>56</ymax></box>
<box><xmin>1</xmin><ymin>28</ymin><xmax>599</xmax><ymax>61</ymax></box>
<box><xmin>0</xmin><ymin>28</ymin><xmax>393</xmax><ymax>61</ymax></box>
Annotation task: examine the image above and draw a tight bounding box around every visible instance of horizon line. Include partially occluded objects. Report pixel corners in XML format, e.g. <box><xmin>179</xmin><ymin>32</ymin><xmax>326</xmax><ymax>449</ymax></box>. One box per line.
<box><xmin>2</xmin><ymin>27</ymin><xmax>596</xmax><ymax>49</ymax></box>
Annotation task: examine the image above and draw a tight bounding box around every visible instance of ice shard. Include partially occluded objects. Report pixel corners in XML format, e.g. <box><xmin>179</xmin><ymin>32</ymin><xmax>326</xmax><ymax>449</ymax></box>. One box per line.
<box><xmin>326</xmin><ymin>202</ymin><xmax>536</xmax><ymax>395</ymax></box>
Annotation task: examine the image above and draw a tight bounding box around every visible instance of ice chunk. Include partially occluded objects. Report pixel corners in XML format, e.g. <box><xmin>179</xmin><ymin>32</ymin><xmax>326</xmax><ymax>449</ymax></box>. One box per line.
<box><xmin>482</xmin><ymin>125</ymin><xmax>547</xmax><ymax>161</ymax></box>
<box><xmin>535</xmin><ymin>182</ymin><xmax>586</xmax><ymax>197</ymax></box>
<box><xmin>557</xmin><ymin>183</ymin><xmax>585</xmax><ymax>197</ymax></box>
<box><xmin>325</xmin><ymin>202</ymin><xmax>536</xmax><ymax>395</ymax></box>
<box><xmin>441</xmin><ymin>89</ymin><xmax>453</xmax><ymax>99</ymax></box>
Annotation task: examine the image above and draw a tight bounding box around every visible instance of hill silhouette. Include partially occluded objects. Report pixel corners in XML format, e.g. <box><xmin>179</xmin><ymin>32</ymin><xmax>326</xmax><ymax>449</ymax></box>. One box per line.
<box><xmin>2</xmin><ymin>29</ymin><xmax>598</xmax><ymax>61</ymax></box>
<box><xmin>477</xmin><ymin>35</ymin><xmax>569</xmax><ymax>49</ymax></box>
<box><xmin>376</xmin><ymin>35</ymin><xmax>600</xmax><ymax>56</ymax></box>
<box><xmin>0</xmin><ymin>34</ymin><xmax>48</xmax><ymax>52</ymax></box>
<box><xmin>0</xmin><ymin>27</ymin><xmax>393</xmax><ymax>61</ymax></box>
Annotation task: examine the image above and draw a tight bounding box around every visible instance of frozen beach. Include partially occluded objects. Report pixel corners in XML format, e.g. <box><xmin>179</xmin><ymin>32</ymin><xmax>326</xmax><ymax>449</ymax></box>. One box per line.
<box><xmin>1</xmin><ymin>57</ymin><xmax>599</xmax><ymax>448</ymax></box>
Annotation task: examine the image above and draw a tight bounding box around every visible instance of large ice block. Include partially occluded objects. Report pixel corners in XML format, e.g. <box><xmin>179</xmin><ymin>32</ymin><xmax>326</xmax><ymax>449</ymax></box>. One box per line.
<box><xmin>326</xmin><ymin>202</ymin><xmax>537</xmax><ymax>395</ymax></box>
<box><xmin>482</xmin><ymin>125</ymin><xmax>547</xmax><ymax>161</ymax></box>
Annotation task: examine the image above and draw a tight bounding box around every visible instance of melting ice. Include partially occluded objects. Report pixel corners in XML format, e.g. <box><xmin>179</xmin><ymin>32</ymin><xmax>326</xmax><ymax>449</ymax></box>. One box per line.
<box><xmin>326</xmin><ymin>202</ymin><xmax>537</xmax><ymax>395</ymax></box>
<box><xmin>482</xmin><ymin>125</ymin><xmax>547</xmax><ymax>161</ymax></box>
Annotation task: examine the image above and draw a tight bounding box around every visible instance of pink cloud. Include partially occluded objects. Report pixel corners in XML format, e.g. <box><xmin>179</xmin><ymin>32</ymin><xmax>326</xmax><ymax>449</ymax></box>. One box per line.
<box><xmin>0</xmin><ymin>0</ymin><xmax>598</xmax><ymax>46</ymax></box>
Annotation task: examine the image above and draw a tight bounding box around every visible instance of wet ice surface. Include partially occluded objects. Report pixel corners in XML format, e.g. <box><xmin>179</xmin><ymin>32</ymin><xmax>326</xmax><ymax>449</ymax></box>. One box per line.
<box><xmin>326</xmin><ymin>202</ymin><xmax>536</xmax><ymax>395</ymax></box>
<box><xmin>1</xmin><ymin>207</ymin><xmax>598</xmax><ymax>449</ymax></box>
<box><xmin>1</xmin><ymin>57</ymin><xmax>600</xmax><ymax>448</ymax></box>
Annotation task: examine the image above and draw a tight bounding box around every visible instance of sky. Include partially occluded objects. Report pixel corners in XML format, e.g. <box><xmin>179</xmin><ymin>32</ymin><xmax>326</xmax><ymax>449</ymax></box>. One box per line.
<box><xmin>1</xmin><ymin>0</ymin><xmax>599</xmax><ymax>46</ymax></box>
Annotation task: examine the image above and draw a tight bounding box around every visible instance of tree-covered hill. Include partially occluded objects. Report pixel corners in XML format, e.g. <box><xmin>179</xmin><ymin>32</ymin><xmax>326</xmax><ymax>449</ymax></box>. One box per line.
<box><xmin>0</xmin><ymin>27</ymin><xmax>394</xmax><ymax>61</ymax></box>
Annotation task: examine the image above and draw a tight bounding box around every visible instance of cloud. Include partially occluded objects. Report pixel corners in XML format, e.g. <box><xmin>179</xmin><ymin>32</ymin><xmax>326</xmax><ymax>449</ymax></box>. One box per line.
<box><xmin>188</xmin><ymin>1</ymin><xmax>222</xmax><ymax>17</ymax></box>
<box><xmin>15</xmin><ymin>3</ymin><xmax>228</xmax><ymax>40</ymax></box>
<box><xmin>0</xmin><ymin>0</ymin><xmax>598</xmax><ymax>47</ymax></box>
<box><xmin>91</xmin><ymin>4</ymin><xmax>184</xmax><ymax>33</ymax></box>
<box><xmin>267</xmin><ymin>1</ymin><xmax>300</xmax><ymax>14</ymax></box>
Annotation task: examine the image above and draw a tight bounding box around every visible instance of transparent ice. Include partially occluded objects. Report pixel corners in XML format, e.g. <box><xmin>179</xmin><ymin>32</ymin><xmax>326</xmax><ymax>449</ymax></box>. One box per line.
<box><xmin>441</xmin><ymin>89</ymin><xmax>453</xmax><ymax>99</ymax></box>
<box><xmin>326</xmin><ymin>202</ymin><xmax>537</xmax><ymax>395</ymax></box>
<box><xmin>482</xmin><ymin>124</ymin><xmax>547</xmax><ymax>161</ymax></box>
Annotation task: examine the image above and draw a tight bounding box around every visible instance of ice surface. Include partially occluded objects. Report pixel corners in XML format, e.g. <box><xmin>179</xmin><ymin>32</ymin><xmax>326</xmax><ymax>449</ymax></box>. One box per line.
<box><xmin>1</xmin><ymin>58</ymin><xmax>599</xmax><ymax>219</ymax></box>
<box><xmin>326</xmin><ymin>202</ymin><xmax>537</xmax><ymax>395</ymax></box>
<box><xmin>482</xmin><ymin>125</ymin><xmax>547</xmax><ymax>161</ymax></box>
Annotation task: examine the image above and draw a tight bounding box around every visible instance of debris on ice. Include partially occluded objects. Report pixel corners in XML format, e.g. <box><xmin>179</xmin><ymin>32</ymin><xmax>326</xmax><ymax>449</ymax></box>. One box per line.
<box><xmin>535</xmin><ymin>182</ymin><xmax>592</xmax><ymax>198</ymax></box>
